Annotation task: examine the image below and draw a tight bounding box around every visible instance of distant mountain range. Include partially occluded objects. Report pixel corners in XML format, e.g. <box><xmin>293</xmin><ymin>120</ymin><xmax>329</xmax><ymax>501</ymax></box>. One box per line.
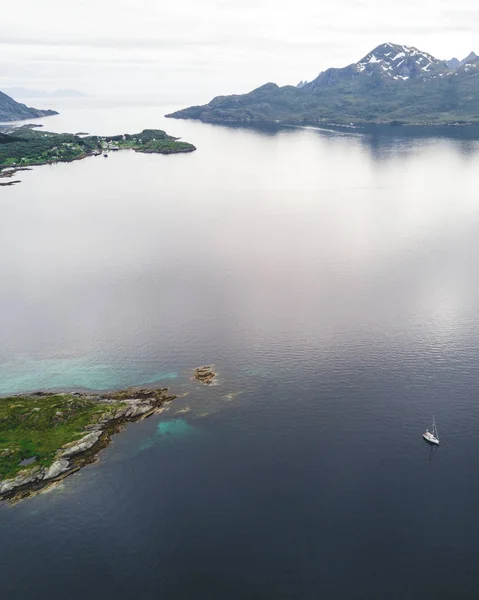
<box><xmin>167</xmin><ymin>43</ymin><xmax>479</xmax><ymax>127</ymax></box>
<box><xmin>0</xmin><ymin>90</ymin><xmax>58</xmax><ymax>122</ymax></box>
<box><xmin>446</xmin><ymin>52</ymin><xmax>478</xmax><ymax>70</ymax></box>
<box><xmin>3</xmin><ymin>87</ymin><xmax>90</xmax><ymax>99</ymax></box>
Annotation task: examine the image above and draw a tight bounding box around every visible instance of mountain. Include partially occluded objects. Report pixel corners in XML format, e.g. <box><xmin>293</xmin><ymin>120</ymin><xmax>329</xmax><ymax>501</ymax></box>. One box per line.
<box><xmin>447</xmin><ymin>57</ymin><xmax>460</xmax><ymax>69</ymax></box>
<box><xmin>304</xmin><ymin>43</ymin><xmax>448</xmax><ymax>92</ymax></box>
<box><xmin>167</xmin><ymin>43</ymin><xmax>479</xmax><ymax>127</ymax></box>
<box><xmin>446</xmin><ymin>52</ymin><xmax>477</xmax><ymax>70</ymax></box>
<box><xmin>459</xmin><ymin>51</ymin><xmax>478</xmax><ymax>66</ymax></box>
<box><xmin>4</xmin><ymin>87</ymin><xmax>90</xmax><ymax>99</ymax></box>
<box><xmin>0</xmin><ymin>90</ymin><xmax>58</xmax><ymax>122</ymax></box>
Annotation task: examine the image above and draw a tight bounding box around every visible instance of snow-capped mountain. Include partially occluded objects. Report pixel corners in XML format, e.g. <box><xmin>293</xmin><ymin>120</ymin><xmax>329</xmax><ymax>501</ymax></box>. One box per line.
<box><xmin>460</xmin><ymin>51</ymin><xmax>478</xmax><ymax>66</ymax></box>
<box><xmin>355</xmin><ymin>43</ymin><xmax>447</xmax><ymax>80</ymax></box>
<box><xmin>303</xmin><ymin>43</ymin><xmax>450</xmax><ymax>91</ymax></box>
<box><xmin>168</xmin><ymin>42</ymin><xmax>479</xmax><ymax>127</ymax></box>
<box><xmin>455</xmin><ymin>55</ymin><xmax>479</xmax><ymax>75</ymax></box>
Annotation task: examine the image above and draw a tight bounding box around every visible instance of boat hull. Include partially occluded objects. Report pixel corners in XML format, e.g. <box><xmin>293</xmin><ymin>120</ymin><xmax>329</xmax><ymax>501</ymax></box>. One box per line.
<box><xmin>423</xmin><ymin>432</ymin><xmax>439</xmax><ymax>445</ymax></box>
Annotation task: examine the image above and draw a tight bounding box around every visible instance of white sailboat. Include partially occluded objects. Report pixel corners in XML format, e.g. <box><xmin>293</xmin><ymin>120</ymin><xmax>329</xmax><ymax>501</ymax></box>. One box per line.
<box><xmin>423</xmin><ymin>416</ymin><xmax>439</xmax><ymax>445</ymax></box>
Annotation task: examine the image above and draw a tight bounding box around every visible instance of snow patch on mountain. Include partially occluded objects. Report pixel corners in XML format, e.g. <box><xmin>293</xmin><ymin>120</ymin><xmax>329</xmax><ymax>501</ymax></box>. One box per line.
<box><xmin>301</xmin><ymin>42</ymin><xmax>479</xmax><ymax>93</ymax></box>
<box><xmin>355</xmin><ymin>43</ymin><xmax>444</xmax><ymax>81</ymax></box>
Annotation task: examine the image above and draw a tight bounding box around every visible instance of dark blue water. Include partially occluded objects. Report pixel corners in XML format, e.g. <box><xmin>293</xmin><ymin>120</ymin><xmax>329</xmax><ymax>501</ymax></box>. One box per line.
<box><xmin>2</xmin><ymin>101</ymin><xmax>479</xmax><ymax>599</ymax></box>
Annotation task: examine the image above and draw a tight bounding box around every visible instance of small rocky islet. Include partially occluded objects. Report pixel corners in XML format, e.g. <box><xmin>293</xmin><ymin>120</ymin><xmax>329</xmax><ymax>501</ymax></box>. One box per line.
<box><xmin>193</xmin><ymin>365</ymin><xmax>217</xmax><ymax>385</ymax></box>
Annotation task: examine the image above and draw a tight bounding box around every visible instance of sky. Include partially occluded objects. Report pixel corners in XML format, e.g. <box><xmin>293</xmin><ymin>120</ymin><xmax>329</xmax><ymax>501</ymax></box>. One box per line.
<box><xmin>1</xmin><ymin>0</ymin><xmax>478</xmax><ymax>103</ymax></box>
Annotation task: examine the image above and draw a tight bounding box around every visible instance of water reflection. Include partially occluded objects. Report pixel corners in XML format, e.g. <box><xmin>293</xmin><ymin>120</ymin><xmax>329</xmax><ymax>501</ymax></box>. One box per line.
<box><xmin>211</xmin><ymin>120</ymin><xmax>479</xmax><ymax>161</ymax></box>
<box><xmin>2</xmin><ymin>104</ymin><xmax>479</xmax><ymax>600</ymax></box>
<box><xmin>1</xmin><ymin>104</ymin><xmax>479</xmax><ymax>396</ymax></box>
<box><xmin>425</xmin><ymin>440</ymin><xmax>440</xmax><ymax>464</ymax></box>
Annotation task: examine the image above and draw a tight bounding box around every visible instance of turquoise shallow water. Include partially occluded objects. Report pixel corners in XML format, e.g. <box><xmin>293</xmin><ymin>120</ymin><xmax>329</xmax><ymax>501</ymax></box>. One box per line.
<box><xmin>0</xmin><ymin>356</ymin><xmax>179</xmax><ymax>395</ymax></box>
<box><xmin>2</xmin><ymin>101</ymin><xmax>479</xmax><ymax>599</ymax></box>
<box><xmin>157</xmin><ymin>419</ymin><xmax>195</xmax><ymax>437</ymax></box>
<box><xmin>135</xmin><ymin>419</ymin><xmax>199</xmax><ymax>454</ymax></box>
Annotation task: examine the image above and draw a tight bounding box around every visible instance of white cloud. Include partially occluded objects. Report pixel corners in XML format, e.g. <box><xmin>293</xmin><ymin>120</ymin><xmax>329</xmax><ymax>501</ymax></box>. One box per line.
<box><xmin>1</xmin><ymin>0</ymin><xmax>478</xmax><ymax>98</ymax></box>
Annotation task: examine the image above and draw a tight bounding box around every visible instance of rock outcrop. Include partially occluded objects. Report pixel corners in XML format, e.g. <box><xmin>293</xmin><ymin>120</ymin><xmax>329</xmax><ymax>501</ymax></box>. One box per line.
<box><xmin>194</xmin><ymin>365</ymin><xmax>216</xmax><ymax>385</ymax></box>
<box><xmin>61</xmin><ymin>431</ymin><xmax>103</xmax><ymax>458</ymax></box>
<box><xmin>43</xmin><ymin>459</ymin><xmax>70</xmax><ymax>480</ymax></box>
<box><xmin>0</xmin><ymin>466</ymin><xmax>44</xmax><ymax>495</ymax></box>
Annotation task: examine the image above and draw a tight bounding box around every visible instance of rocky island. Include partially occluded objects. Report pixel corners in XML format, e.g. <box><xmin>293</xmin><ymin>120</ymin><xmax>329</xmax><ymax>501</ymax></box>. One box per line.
<box><xmin>0</xmin><ymin>387</ymin><xmax>176</xmax><ymax>502</ymax></box>
<box><xmin>194</xmin><ymin>366</ymin><xmax>217</xmax><ymax>385</ymax></box>
<box><xmin>167</xmin><ymin>43</ymin><xmax>479</xmax><ymax>128</ymax></box>
<box><xmin>0</xmin><ymin>128</ymin><xmax>196</xmax><ymax>184</ymax></box>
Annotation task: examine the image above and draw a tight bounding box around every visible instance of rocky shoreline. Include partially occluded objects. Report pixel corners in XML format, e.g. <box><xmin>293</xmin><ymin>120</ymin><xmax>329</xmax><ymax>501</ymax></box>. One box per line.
<box><xmin>0</xmin><ymin>166</ymin><xmax>32</xmax><ymax>183</ymax></box>
<box><xmin>0</xmin><ymin>179</ymin><xmax>21</xmax><ymax>186</ymax></box>
<box><xmin>0</xmin><ymin>154</ymin><xmax>96</xmax><ymax>186</ymax></box>
<box><xmin>0</xmin><ymin>128</ymin><xmax>196</xmax><ymax>186</ymax></box>
<box><xmin>0</xmin><ymin>387</ymin><xmax>176</xmax><ymax>503</ymax></box>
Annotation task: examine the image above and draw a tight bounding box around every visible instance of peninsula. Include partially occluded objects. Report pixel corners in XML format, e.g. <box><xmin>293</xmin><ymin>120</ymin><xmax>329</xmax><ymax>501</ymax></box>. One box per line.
<box><xmin>0</xmin><ymin>128</ymin><xmax>196</xmax><ymax>183</ymax></box>
<box><xmin>0</xmin><ymin>89</ymin><xmax>57</xmax><ymax>122</ymax></box>
<box><xmin>0</xmin><ymin>387</ymin><xmax>176</xmax><ymax>502</ymax></box>
<box><xmin>166</xmin><ymin>43</ymin><xmax>479</xmax><ymax>128</ymax></box>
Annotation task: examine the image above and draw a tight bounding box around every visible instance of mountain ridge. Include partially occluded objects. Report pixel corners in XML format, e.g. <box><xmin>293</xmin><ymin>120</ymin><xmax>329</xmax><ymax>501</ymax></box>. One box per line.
<box><xmin>167</xmin><ymin>43</ymin><xmax>479</xmax><ymax>127</ymax></box>
<box><xmin>0</xmin><ymin>90</ymin><xmax>58</xmax><ymax>122</ymax></box>
<box><xmin>446</xmin><ymin>52</ymin><xmax>477</xmax><ymax>70</ymax></box>
<box><xmin>304</xmin><ymin>43</ymin><xmax>449</xmax><ymax>92</ymax></box>
<box><xmin>3</xmin><ymin>87</ymin><xmax>90</xmax><ymax>99</ymax></box>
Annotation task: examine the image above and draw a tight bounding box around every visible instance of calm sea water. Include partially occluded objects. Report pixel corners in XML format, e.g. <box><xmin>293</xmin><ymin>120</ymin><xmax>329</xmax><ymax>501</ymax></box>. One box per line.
<box><xmin>2</xmin><ymin>99</ymin><xmax>479</xmax><ymax>599</ymax></box>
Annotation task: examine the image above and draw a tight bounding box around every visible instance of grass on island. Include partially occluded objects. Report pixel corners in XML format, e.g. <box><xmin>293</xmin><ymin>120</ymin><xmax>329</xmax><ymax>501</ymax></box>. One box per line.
<box><xmin>0</xmin><ymin>395</ymin><xmax>123</xmax><ymax>480</ymax></box>
<box><xmin>0</xmin><ymin>128</ymin><xmax>195</xmax><ymax>169</ymax></box>
<box><xmin>0</xmin><ymin>129</ymin><xmax>102</xmax><ymax>168</ymax></box>
<box><xmin>105</xmin><ymin>129</ymin><xmax>196</xmax><ymax>154</ymax></box>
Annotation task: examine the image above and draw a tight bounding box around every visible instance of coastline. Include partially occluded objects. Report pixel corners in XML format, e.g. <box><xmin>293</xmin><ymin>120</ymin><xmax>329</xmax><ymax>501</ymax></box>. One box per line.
<box><xmin>0</xmin><ymin>386</ymin><xmax>176</xmax><ymax>503</ymax></box>
<box><xmin>0</xmin><ymin>152</ymin><xmax>99</xmax><ymax>180</ymax></box>
<box><xmin>167</xmin><ymin>114</ymin><xmax>479</xmax><ymax>133</ymax></box>
<box><xmin>0</xmin><ymin>146</ymin><xmax>196</xmax><ymax>186</ymax></box>
<box><xmin>0</xmin><ymin>128</ymin><xmax>197</xmax><ymax>186</ymax></box>
<box><xmin>164</xmin><ymin>116</ymin><xmax>479</xmax><ymax>143</ymax></box>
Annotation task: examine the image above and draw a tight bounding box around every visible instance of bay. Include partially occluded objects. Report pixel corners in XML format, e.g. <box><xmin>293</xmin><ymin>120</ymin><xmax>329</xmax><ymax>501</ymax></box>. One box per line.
<box><xmin>1</xmin><ymin>99</ymin><xmax>479</xmax><ymax>599</ymax></box>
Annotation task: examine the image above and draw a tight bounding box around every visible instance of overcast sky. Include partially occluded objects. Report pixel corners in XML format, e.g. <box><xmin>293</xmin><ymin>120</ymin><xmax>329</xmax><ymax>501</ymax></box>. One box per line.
<box><xmin>2</xmin><ymin>0</ymin><xmax>478</xmax><ymax>102</ymax></box>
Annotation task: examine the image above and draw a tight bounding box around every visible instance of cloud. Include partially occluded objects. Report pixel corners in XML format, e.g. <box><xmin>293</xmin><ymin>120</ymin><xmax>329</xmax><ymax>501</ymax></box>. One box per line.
<box><xmin>0</xmin><ymin>35</ymin><xmax>229</xmax><ymax>50</ymax></box>
<box><xmin>1</xmin><ymin>0</ymin><xmax>478</xmax><ymax>96</ymax></box>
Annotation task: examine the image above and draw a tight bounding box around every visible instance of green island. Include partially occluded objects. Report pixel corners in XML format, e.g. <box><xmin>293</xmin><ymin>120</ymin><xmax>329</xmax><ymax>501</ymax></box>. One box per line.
<box><xmin>0</xmin><ymin>387</ymin><xmax>176</xmax><ymax>502</ymax></box>
<box><xmin>0</xmin><ymin>127</ymin><xmax>196</xmax><ymax>184</ymax></box>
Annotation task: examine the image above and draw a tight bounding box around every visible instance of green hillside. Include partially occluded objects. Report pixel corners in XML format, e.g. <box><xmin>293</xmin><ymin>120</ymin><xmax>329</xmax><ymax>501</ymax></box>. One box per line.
<box><xmin>167</xmin><ymin>43</ymin><xmax>479</xmax><ymax>127</ymax></box>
